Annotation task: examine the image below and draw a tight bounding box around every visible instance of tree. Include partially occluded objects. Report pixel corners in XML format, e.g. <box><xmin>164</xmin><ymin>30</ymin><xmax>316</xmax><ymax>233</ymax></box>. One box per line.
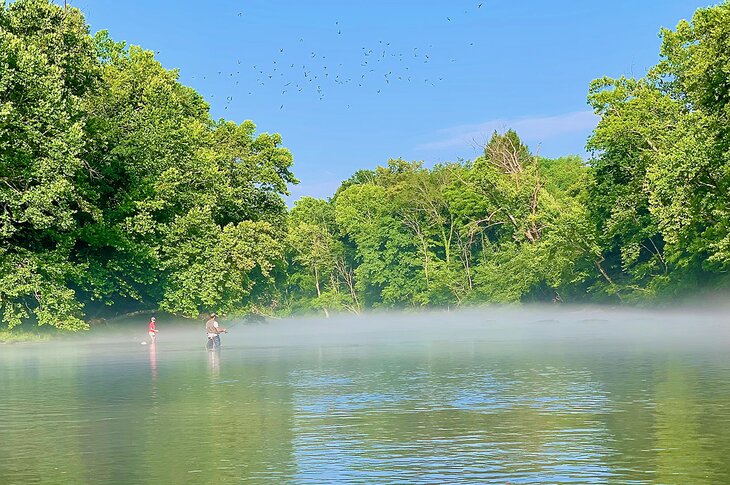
<box><xmin>286</xmin><ymin>198</ymin><xmax>345</xmax><ymax>316</ymax></box>
<box><xmin>335</xmin><ymin>168</ymin><xmax>428</xmax><ymax>307</ymax></box>
<box><xmin>586</xmin><ymin>2</ymin><xmax>730</xmax><ymax>298</ymax></box>
<box><xmin>0</xmin><ymin>0</ymin><xmax>98</xmax><ymax>329</ymax></box>
<box><xmin>0</xmin><ymin>1</ymin><xmax>297</xmax><ymax>329</ymax></box>
<box><xmin>79</xmin><ymin>34</ymin><xmax>296</xmax><ymax>318</ymax></box>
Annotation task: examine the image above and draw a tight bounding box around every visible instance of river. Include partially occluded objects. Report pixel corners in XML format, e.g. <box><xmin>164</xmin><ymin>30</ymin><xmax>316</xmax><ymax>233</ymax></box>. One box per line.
<box><xmin>1</xmin><ymin>307</ymin><xmax>729</xmax><ymax>483</ymax></box>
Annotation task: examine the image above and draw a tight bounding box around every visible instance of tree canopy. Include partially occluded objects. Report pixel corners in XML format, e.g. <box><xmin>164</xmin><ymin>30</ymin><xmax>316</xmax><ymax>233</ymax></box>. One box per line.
<box><xmin>1</xmin><ymin>0</ymin><xmax>295</xmax><ymax>329</ymax></box>
<box><xmin>3</xmin><ymin>0</ymin><xmax>730</xmax><ymax>329</ymax></box>
<box><xmin>282</xmin><ymin>2</ymin><xmax>730</xmax><ymax>315</ymax></box>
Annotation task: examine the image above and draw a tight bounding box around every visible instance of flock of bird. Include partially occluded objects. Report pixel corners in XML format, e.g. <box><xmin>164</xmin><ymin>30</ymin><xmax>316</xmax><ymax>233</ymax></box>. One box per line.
<box><xmin>189</xmin><ymin>3</ymin><xmax>488</xmax><ymax>111</ymax></box>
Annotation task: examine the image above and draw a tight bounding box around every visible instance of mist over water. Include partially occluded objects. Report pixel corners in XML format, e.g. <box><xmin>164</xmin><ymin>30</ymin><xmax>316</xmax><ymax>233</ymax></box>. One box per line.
<box><xmin>3</xmin><ymin>305</ymin><xmax>730</xmax><ymax>483</ymax></box>
<box><xmin>51</xmin><ymin>304</ymin><xmax>730</xmax><ymax>354</ymax></box>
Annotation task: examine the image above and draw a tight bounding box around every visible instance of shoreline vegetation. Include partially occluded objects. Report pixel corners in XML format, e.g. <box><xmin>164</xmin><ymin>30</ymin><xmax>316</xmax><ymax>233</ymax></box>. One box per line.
<box><xmin>2</xmin><ymin>0</ymin><xmax>730</xmax><ymax>337</ymax></box>
<box><xmin>0</xmin><ymin>330</ymin><xmax>50</xmax><ymax>344</ymax></box>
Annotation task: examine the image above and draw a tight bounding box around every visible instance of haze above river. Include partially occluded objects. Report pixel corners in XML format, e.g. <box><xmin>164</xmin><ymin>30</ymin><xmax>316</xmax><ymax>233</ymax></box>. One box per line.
<box><xmin>2</xmin><ymin>306</ymin><xmax>730</xmax><ymax>483</ymax></box>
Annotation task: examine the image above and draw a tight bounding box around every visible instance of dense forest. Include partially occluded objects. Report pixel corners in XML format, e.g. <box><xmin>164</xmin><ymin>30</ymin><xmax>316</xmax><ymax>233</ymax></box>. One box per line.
<box><xmin>2</xmin><ymin>0</ymin><xmax>730</xmax><ymax>330</ymax></box>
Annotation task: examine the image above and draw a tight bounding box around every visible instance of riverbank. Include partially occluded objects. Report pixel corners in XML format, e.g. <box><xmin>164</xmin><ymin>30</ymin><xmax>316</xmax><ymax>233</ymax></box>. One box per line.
<box><xmin>0</xmin><ymin>330</ymin><xmax>50</xmax><ymax>344</ymax></box>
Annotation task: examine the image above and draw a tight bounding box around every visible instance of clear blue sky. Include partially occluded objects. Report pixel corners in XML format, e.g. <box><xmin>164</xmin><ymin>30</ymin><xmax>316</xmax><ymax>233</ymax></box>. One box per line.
<box><xmin>69</xmin><ymin>0</ymin><xmax>715</xmax><ymax>201</ymax></box>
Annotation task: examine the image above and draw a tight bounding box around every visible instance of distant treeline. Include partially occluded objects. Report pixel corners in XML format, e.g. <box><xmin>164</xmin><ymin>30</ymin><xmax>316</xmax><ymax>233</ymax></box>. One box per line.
<box><xmin>283</xmin><ymin>1</ymin><xmax>730</xmax><ymax>314</ymax></box>
<box><xmin>2</xmin><ymin>0</ymin><xmax>730</xmax><ymax>330</ymax></box>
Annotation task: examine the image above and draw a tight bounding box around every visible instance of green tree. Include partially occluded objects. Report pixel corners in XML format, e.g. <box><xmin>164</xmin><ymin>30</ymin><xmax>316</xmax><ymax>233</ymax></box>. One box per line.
<box><xmin>587</xmin><ymin>2</ymin><xmax>730</xmax><ymax>297</ymax></box>
<box><xmin>0</xmin><ymin>0</ymin><xmax>296</xmax><ymax>330</ymax></box>
<box><xmin>285</xmin><ymin>197</ymin><xmax>358</xmax><ymax>316</ymax></box>
<box><xmin>335</xmin><ymin>167</ymin><xmax>427</xmax><ymax>307</ymax></box>
<box><xmin>79</xmin><ymin>34</ymin><xmax>295</xmax><ymax>318</ymax></box>
<box><xmin>458</xmin><ymin>131</ymin><xmax>594</xmax><ymax>302</ymax></box>
<box><xmin>0</xmin><ymin>0</ymin><xmax>98</xmax><ymax>329</ymax></box>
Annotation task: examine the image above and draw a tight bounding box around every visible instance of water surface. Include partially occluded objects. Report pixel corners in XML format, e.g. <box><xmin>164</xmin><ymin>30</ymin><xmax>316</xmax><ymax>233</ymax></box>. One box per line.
<box><xmin>2</xmin><ymin>308</ymin><xmax>730</xmax><ymax>483</ymax></box>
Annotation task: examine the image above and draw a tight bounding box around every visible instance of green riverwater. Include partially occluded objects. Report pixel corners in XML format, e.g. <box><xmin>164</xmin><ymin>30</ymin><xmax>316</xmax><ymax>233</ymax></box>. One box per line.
<box><xmin>1</xmin><ymin>309</ymin><xmax>730</xmax><ymax>484</ymax></box>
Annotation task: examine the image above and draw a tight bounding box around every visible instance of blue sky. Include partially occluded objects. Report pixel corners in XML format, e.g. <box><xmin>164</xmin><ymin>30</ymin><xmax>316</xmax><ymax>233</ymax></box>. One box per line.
<box><xmin>69</xmin><ymin>0</ymin><xmax>715</xmax><ymax>201</ymax></box>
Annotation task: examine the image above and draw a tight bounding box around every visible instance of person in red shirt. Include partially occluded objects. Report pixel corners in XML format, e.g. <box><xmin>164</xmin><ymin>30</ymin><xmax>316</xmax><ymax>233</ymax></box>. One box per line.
<box><xmin>148</xmin><ymin>317</ymin><xmax>159</xmax><ymax>343</ymax></box>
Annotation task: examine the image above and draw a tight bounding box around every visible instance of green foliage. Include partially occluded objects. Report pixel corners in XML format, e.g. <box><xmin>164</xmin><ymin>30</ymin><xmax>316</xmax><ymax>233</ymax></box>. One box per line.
<box><xmin>284</xmin><ymin>197</ymin><xmax>359</xmax><ymax>315</ymax></box>
<box><xmin>283</xmin><ymin>0</ymin><xmax>730</xmax><ymax>308</ymax></box>
<box><xmin>336</xmin><ymin>179</ymin><xmax>426</xmax><ymax>306</ymax></box>
<box><xmin>586</xmin><ymin>1</ymin><xmax>730</xmax><ymax>298</ymax></box>
<box><xmin>0</xmin><ymin>328</ymin><xmax>50</xmax><ymax>343</ymax></box>
<box><xmin>0</xmin><ymin>0</ymin><xmax>294</xmax><ymax>330</ymax></box>
<box><xmin>77</xmin><ymin>39</ymin><xmax>295</xmax><ymax>315</ymax></box>
<box><xmin>282</xmin><ymin>141</ymin><xmax>596</xmax><ymax>310</ymax></box>
<box><xmin>160</xmin><ymin>214</ymin><xmax>284</xmax><ymax>316</ymax></box>
<box><xmin>0</xmin><ymin>0</ymin><xmax>98</xmax><ymax>329</ymax></box>
<box><xmin>4</xmin><ymin>0</ymin><xmax>730</xmax><ymax>328</ymax></box>
<box><xmin>539</xmin><ymin>155</ymin><xmax>588</xmax><ymax>199</ymax></box>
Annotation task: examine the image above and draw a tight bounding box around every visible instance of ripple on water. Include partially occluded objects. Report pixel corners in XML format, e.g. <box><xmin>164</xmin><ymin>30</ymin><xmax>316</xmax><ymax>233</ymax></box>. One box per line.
<box><xmin>3</xmin><ymin>338</ymin><xmax>730</xmax><ymax>483</ymax></box>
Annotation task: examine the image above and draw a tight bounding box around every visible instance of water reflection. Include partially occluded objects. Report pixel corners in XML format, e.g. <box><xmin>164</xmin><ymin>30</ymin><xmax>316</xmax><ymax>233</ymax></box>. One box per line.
<box><xmin>288</xmin><ymin>363</ymin><xmax>618</xmax><ymax>482</ymax></box>
<box><xmin>148</xmin><ymin>341</ymin><xmax>157</xmax><ymax>380</ymax></box>
<box><xmin>1</xmin><ymin>339</ymin><xmax>730</xmax><ymax>483</ymax></box>
<box><xmin>208</xmin><ymin>348</ymin><xmax>220</xmax><ymax>380</ymax></box>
